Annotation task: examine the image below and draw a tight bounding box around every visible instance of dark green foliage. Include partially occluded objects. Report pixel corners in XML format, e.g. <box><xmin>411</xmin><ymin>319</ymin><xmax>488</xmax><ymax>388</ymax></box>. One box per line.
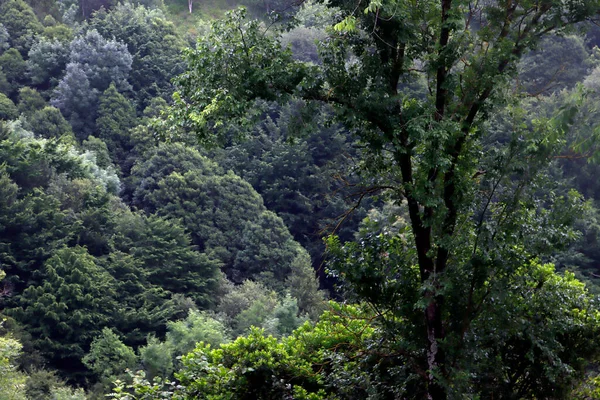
<box><xmin>129</xmin><ymin>142</ymin><xmax>219</xmax><ymax>203</ymax></box>
<box><xmin>232</xmin><ymin>210</ymin><xmax>303</xmax><ymax>287</ymax></box>
<box><xmin>0</xmin><ymin>167</ymin><xmax>73</xmax><ymax>288</ymax></box>
<box><xmin>213</xmin><ymin>103</ymin><xmax>368</xmax><ymax>266</ymax></box>
<box><xmin>0</xmin><ymin>92</ymin><xmax>18</xmax><ymax>119</ymax></box>
<box><xmin>67</xmin><ymin>30</ymin><xmax>132</xmax><ymax>93</ymax></box>
<box><xmin>17</xmin><ymin>87</ymin><xmax>46</xmax><ymax>115</ymax></box>
<box><xmin>0</xmin><ymin>23</ymin><xmax>9</xmax><ymax>54</ymax></box>
<box><xmin>111</xmin><ymin>211</ymin><xmax>220</xmax><ymax>308</ymax></box>
<box><xmin>82</xmin><ymin>135</ymin><xmax>112</xmax><ymax>169</ymax></box>
<box><xmin>50</xmin><ymin>63</ymin><xmax>99</xmax><ymax>138</ymax></box>
<box><xmin>96</xmin><ymin>83</ymin><xmax>138</xmax><ymax>173</ymax></box>
<box><xmin>131</xmin><ymin>143</ymin><xmax>307</xmax><ymax>285</ymax></box>
<box><xmin>0</xmin><ymin>70</ymin><xmax>10</xmax><ymax>95</ymax></box>
<box><xmin>51</xmin><ymin>30</ymin><xmax>132</xmax><ymax>138</ymax></box>
<box><xmin>9</xmin><ymin>247</ymin><xmax>117</xmax><ymax>375</ymax></box>
<box><xmin>100</xmin><ymin>250</ymin><xmax>182</xmax><ymax>347</ymax></box>
<box><xmin>0</xmin><ymin>48</ymin><xmax>27</xmax><ymax>97</ymax></box>
<box><xmin>48</xmin><ymin>175</ymin><xmax>117</xmax><ymax>255</ymax></box>
<box><xmin>0</xmin><ymin>0</ymin><xmax>43</xmax><ymax>56</ymax></box>
<box><xmin>79</xmin><ymin>0</ymin><xmax>114</xmax><ymax>19</ymax></box>
<box><xmin>26</xmin><ymin>106</ymin><xmax>74</xmax><ymax>140</ymax></box>
<box><xmin>519</xmin><ymin>35</ymin><xmax>593</xmax><ymax>95</ymax></box>
<box><xmin>285</xmin><ymin>251</ymin><xmax>326</xmax><ymax>320</ymax></box>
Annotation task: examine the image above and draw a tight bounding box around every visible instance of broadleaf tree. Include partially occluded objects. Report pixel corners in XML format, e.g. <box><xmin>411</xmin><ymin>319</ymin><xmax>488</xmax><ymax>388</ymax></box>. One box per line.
<box><xmin>168</xmin><ymin>2</ymin><xmax>600</xmax><ymax>398</ymax></box>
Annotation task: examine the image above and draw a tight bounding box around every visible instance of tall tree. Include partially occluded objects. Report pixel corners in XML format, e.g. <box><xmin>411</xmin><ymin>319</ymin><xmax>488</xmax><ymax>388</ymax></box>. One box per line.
<box><xmin>169</xmin><ymin>3</ymin><xmax>600</xmax><ymax>398</ymax></box>
<box><xmin>9</xmin><ymin>247</ymin><xmax>117</xmax><ymax>380</ymax></box>
<box><xmin>96</xmin><ymin>83</ymin><xmax>137</xmax><ymax>173</ymax></box>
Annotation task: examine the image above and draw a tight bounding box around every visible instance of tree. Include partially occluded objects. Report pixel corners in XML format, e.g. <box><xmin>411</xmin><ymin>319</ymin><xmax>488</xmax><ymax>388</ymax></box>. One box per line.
<box><xmin>169</xmin><ymin>4</ymin><xmax>600</xmax><ymax>398</ymax></box>
<box><xmin>518</xmin><ymin>34</ymin><xmax>593</xmax><ymax>95</ymax></box>
<box><xmin>96</xmin><ymin>83</ymin><xmax>137</xmax><ymax>173</ymax></box>
<box><xmin>81</xmin><ymin>135</ymin><xmax>112</xmax><ymax>169</ymax></box>
<box><xmin>0</xmin><ymin>93</ymin><xmax>18</xmax><ymax>120</ymax></box>
<box><xmin>51</xmin><ymin>30</ymin><xmax>133</xmax><ymax>138</ymax></box>
<box><xmin>87</xmin><ymin>3</ymin><xmax>183</xmax><ymax>110</ymax></box>
<box><xmin>67</xmin><ymin>29</ymin><xmax>132</xmax><ymax>93</ymax></box>
<box><xmin>51</xmin><ymin>63</ymin><xmax>99</xmax><ymax>138</ymax></box>
<box><xmin>130</xmin><ymin>143</ymin><xmax>307</xmax><ymax>287</ymax></box>
<box><xmin>17</xmin><ymin>87</ymin><xmax>46</xmax><ymax>116</ymax></box>
<box><xmin>27</xmin><ymin>37</ymin><xmax>70</xmax><ymax>90</ymax></box>
<box><xmin>110</xmin><ymin>212</ymin><xmax>220</xmax><ymax>308</ymax></box>
<box><xmin>285</xmin><ymin>250</ymin><xmax>326</xmax><ymax>320</ymax></box>
<box><xmin>0</xmin><ymin>334</ymin><xmax>28</xmax><ymax>400</ymax></box>
<box><xmin>0</xmin><ymin>0</ymin><xmax>42</xmax><ymax>56</ymax></box>
<box><xmin>0</xmin><ymin>48</ymin><xmax>27</xmax><ymax>97</ymax></box>
<box><xmin>82</xmin><ymin>327</ymin><xmax>137</xmax><ymax>383</ymax></box>
<box><xmin>138</xmin><ymin>336</ymin><xmax>173</xmax><ymax>381</ymax></box>
<box><xmin>0</xmin><ymin>24</ymin><xmax>9</xmax><ymax>54</ymax></box>
<box><xmin>174</xmin><ymin>303</ymin><xmax>375</xmax><ymax>400</ymax></box>
<box><xmin>217</xmin><ymin>279</ymin><xmax>279</xmax><ymax>336</ymax></box>
<box><xmin>9</xmin><ymin>247</ymin><xmax>117</xmax><ymax>379</ymax></box>
<box><xmin>26</xmin><ymin>106</ymin><xmax>74</xmax><ymax>140</ymax></box>
<box><xmin>165</xmin><ymin>310</ymin><xmax>229</xmax><ymax>357</ymax></box>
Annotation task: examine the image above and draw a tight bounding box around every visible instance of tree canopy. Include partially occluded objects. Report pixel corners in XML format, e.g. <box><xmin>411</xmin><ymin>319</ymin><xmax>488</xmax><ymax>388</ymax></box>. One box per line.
<box><xmin>167</xmin><ymin>1</ymin><xmax>600</xmax><ymax>397</ymax></box>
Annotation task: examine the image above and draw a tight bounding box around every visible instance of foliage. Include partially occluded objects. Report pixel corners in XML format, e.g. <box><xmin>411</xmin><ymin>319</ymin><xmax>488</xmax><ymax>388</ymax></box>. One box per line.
<box><xmin>69</xmin><ymin>29</ymin><xmax>133</xmax><ymax>92</ymax></box>
<box><xmin>217</xmin><ymin>279</ymin><xmax>279</xmax><ymax>336</ymax></box>
<box><xmin>138</xmin><ymin>336</ymin><xmax>173</xmax><ymax>381</ymax></box>
<box><xmin>285</xmin><ymin>250</ymin><xmax>326</xmax><ymax>320</ymax></box>
<box><xmin>27</xmin><ymin>37</ymin><xmax>70</xmax><ymax>90</ymax></box>
<box><xmin>26</xmin><ymin>105</ymin><xmax>74</xmax><ymax>140</ymax></box>
<box><xmin>0</xmin><ymin>92</ymin><xmax>18</xmax><ymax>120</ymax></box>
<box><xmin>0</xmin><ymin>23</ymin><xmax>9</xmax><ymax>54</ymax></box>
<box><xmin>174</xmin><ymin>303</ymin><xmax>374</xmax><ymax>399</ymax></box>
<box><xmin>519</xmin><ymin>35</ymin><xmax>593</xmax><ymax>95</ymax></box>
<box><xmin>0</xmin><ymin>0</ymin><xmax>42</xmax><ymax>56</ymax></box>
<box><xmin>82</xmin><ymin>135</ymin><xmax>112</xmax><ymax>169</ymax></box>
<box><xmin>9</xmin><ymin>247</ymin><xmax>117</xmax><ymax>371</ymax></box>
<box><xmin>96</xmin><ymin>83</ymin><xmax>138</xmax><ymax>172</ymax></box>
<box><xmin>170</xmin><ymin>3</ymin><xmax>600</xmax><ymax>397</ymax></box>
<box><xmin>111</xmin><ymin>212</ymin><xmax>220</xmax><ymax>308</ymax></box>
<box><xmin>165</xmin><ymin>310</ymin><xmax>228</xmax><ymax>357</ymax></box>
<box><xmin>17</xmin><ymin>87</ymin><xmax>46</xmax><ymax>115</ymax></box>
<box><xmin>83</xmin><ymin>327</ymin><xmax>137</xmax><ymax>382</ymax></box>
<box><xmin>211</xmin><ymin>101</ymin><xmax>367</xmax><ymax>269</ymax></box>
<box><xmin>130</xmin><ymin>142</ymin><xmax>307</xmax><ymax>287</ymax></box>
<box><xmin>50</xmin><ymin>63</ymin><xmax>100</xmax><ymax>138</ymax></box>
<box><xmin>51</xmin><ymin>29</ymin><xmax>132</xmax><ymax>138</ymax></box>
<box><xmin>88</xmin><ymin>2</ymin><xmax>184</xmax><ymax>110</ymax></box>
<box><xmin>0</xmin><ymin>48</ymin><xmax>26</xmax><ymax>96</ymax></box>
<box><xmin>0</xmin><ymin>334</ymin><xmax>27</xmax><ymax>400</ymax></box>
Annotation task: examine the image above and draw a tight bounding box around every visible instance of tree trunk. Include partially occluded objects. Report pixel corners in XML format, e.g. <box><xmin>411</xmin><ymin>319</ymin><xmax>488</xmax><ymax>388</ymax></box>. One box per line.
<box><xmin>425</xmin><ymin>298</ymin><xmax>447</xmax><ymax>400</ymax></box>
<box><xmin>188</xmin><ymin>0</ymin><xmax>193</xmax><ymax>13</ymax></box>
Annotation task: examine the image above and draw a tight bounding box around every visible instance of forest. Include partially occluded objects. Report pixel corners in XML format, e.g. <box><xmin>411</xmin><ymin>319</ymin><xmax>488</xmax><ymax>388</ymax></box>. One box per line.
<box><xmin>1</xmin><ymin>0</ymin><xmax>600</xmax><ymax>398</ymax></box>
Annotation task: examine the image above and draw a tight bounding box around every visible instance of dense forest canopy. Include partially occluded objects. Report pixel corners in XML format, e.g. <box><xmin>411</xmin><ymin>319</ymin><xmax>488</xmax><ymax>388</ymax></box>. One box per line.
<box><xmin>1</xmin><ymin>0</ymin><xmax>600</xmax><ymax>398</ymax></box>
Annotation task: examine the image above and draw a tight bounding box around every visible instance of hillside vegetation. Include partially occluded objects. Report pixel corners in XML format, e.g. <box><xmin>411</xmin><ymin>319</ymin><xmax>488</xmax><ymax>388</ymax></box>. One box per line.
<box><xmin>0</xmin><ymin>0</ymin><xmax>600</xmax><ymax>398</ymax></box>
